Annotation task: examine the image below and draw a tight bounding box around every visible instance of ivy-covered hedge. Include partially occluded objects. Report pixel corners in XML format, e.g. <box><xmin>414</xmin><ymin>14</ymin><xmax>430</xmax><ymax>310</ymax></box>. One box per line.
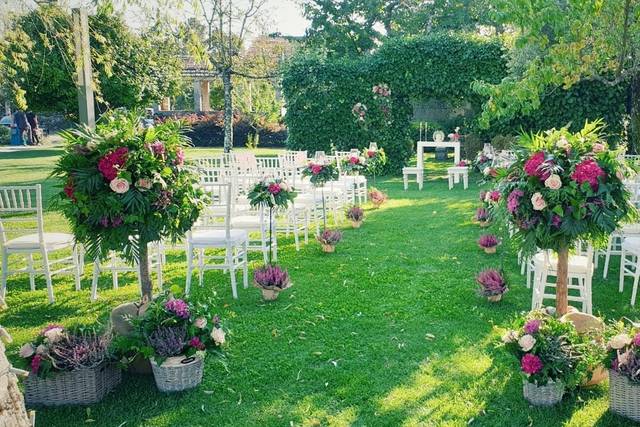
<box><xmin>282</xmin><ymin>33</ymin><xmax>627</xmax><ymax>172</ymax></box>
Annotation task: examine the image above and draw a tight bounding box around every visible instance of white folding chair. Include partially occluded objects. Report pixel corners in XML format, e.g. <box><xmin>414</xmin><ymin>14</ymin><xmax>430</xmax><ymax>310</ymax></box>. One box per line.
<box><xmin>619</xmin><ymin>236</ymin><xmax>640</xmax><ymax>306</ymax></box>
<box><xmin>0</xmin><ymin>184</ymin><xmax>82</xmax><ymax>304</ymax></box>
<box><xmin>186</xmin><ymin>182</ymin><xmax>248</xmax><ymax>299</ymax></box>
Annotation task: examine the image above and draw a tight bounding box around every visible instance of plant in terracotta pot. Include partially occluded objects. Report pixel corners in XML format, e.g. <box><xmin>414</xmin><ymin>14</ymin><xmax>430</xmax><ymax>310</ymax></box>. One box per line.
<box><xmin>501</xmin><ymin>310</ymin><xmax>595</xmax><ymax>406</ymax></box>
<box><xmin>368</xmin><ymin>187</ymin><xmax>388</xmax><ymax>208</ymax></box>
<box><xmin>493</xmin><ymin>121</ymin><xmax>636</xmax><ymax>316</ymax></box>
<box><xmin>129</xmin><ymin>292</ymin><xmax>225</xmax><ymax>392</ymax></box>
<box><xmin>478</xmin><ymin>234</ymin><xmax>499</xmax><ymax>254</ymax></box>
<box><xmin>476</xmin><ymin>268</ymin><xmax>508</xmax><ymax>302</ymax></box>
<box><xmin>475</xmin><ymin>207</ymin><xmax>490</xmax><ymax>227</ymax></box>
<box><xmin>317</xmin><ymin>229</ymin><xmax>342</xmax><ymax>253</ymax></box>
<box><xmin>346</xmin><ymin>206</ymin><xmax>364</xmax><ymax>228</ymax></box>
<box><xmin>253</xmin><ymin>265</ymin><xmax>292</xmax><ymax>301</ymax></box>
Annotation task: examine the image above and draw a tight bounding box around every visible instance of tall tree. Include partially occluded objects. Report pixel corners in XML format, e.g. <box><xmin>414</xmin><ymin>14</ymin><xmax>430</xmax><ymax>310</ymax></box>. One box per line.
<box><xmin>474</xmin><ymin>0</ymin><xmax>640</xmax><ymax>149</ymax></box>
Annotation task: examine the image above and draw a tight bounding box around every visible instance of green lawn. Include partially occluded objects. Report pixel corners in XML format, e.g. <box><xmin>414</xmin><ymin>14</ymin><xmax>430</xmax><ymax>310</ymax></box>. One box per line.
<box><xmin>0</xmin><ymin>146</ymin><xmax>639</xmax><ymax>427</ymax></box>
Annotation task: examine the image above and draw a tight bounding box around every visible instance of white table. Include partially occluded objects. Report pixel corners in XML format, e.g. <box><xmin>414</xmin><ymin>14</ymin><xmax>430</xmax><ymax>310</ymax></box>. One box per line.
<box><xmin>417</xmin><ymin>140</ymin><xmax>461</xmax><ymax>166</ymax></box>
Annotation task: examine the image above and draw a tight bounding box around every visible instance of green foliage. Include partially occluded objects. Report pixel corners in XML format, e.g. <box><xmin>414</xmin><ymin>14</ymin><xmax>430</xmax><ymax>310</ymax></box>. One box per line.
<box><xmin>282</xmin><ymin>33</ymin><xmax>506</xmax><ymax>172</ymax></box>
<box><xmin>0</xmin><ymin>126</ymin><xmax>9</xmax><ymax>145</ymax></box>
<box><xmin>0</xmin><ymin>2</ymin><xmax>184</xmax><ymax>113</ymax></box>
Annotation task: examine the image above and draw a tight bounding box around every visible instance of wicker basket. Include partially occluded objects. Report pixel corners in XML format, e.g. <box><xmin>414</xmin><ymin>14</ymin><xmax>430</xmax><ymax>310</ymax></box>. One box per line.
<box><xmin>24</xmin><ymin>363</ymin><xmax>121</xmax><ymax>406</ymax></box>
<box><xmin>150</xmin><ymin>353</ymin><xmax>204</xmax><ymax>392</ymax></box>
<box><xmin>610</xmin><ymin>369</ymin><xmax>640</xmax><ymax>422</ymax></box>
<box><xmin>523</xmin><ymin>379</ymin><xmax>565</xmax><ymax>406</ymax></box>
<box><xmin>487</xmin><ymin>294</ymin><xmax>503</xmax><ymax>302</ymax></box>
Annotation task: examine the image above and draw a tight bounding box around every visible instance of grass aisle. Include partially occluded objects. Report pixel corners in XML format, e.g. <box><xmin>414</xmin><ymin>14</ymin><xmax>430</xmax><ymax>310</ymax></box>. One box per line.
<box><xmin>0</xmin><ymin>148</ymin><xmax>639</xmax><ymax>426</ymax></box>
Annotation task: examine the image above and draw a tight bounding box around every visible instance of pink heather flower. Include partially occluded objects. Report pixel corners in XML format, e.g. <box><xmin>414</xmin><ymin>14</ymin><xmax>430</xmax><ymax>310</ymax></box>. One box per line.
<box><xmin>523</xmin><ymin>319</ymin><xmax>541</xmax><ymax>335</ymax></box>
<box><xmin>175</xmin><ymin>148</ymin><xmax>185</xmax><ymax>166</ymax></box>
<box><xmin>524</xmin><ymin>151</ymin><xmax>550</xmax><ymax>181</ymax></box>
<box><xmin>507</xmin><ymin>189</ymin><xmax>524</xmax><ymax>214</ymax></box>
<box><xmin>475</xmin><ymin>207</ymin><xmax>488</xmax><ymax>221</ymax></box>
<box><xmin>633</xmin><ymin>333</ymin><xmax>640</xmax><ymax>347</ymax></box>
<box><xmin>189</xmin><ymin>337</ymin><xmax>205</xmax><ymax>351</ymax></box>
<box><xmin>150</xmin><ymin>141</ymin><xmax>165</xmax><ymax>156</ymax></box>
<box><xmin>521</xmin><ymin>353</ymin><xmax>543</xmax><ymax>375</ymax></box>
<box><xmin>268</xmin><ymin>183</ymin><xmax>281</xmax><ymax>195</ymax></box>
<box><xmin>165</xmin><ymin>299</ymin><xmax>190</xmax><ymax>319</ymax></box>
<box><xmin>31</xmin><ymin>354</ymin><xmax>42</xmax><ymax>374</ymax></box>
<box><xmin>478</xmin><ymin>234</ymin><xmax>499</xmax><ymax>248</ymax></box>
<box><xmin>571</xmin><ymin>159</ymin><xmax>605</xmax><ymax>191</ymax></box>
<box><xmin>476</xmin><ymin>269</ymin><xmax>506</xmax><ymax>294</ymax></box>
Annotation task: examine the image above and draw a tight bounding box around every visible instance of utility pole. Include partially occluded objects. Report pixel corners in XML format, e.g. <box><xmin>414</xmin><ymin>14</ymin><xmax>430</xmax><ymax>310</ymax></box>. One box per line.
<box><xmin>72</xmin><ymin>7</ymin><xmax>95</xmax><ymax>129</ymax></box>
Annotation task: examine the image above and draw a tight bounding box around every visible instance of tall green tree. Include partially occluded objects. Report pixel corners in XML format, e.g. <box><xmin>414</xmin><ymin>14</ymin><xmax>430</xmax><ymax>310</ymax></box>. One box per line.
<box><xmin>473</xmin><ymin>0</ymin><xmax>640</xmax><ymax>149</ymax></box>
<box><xmin>0</xmin><ymin>1</ymin><xmax>184</xmax><ymax>114</ymax></box>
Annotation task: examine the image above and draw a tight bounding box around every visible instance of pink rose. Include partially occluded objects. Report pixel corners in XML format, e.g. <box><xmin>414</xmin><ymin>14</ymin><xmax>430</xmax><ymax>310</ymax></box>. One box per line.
<box><xmin>592</xmin><ymin>142</ymin><xmax>606</xmax><ymax>153</ymax></box>
<box><xmin>194</xmin><ymin>317</ymin><xmax>207</xmax><ymax>329</ymax></box>
<box><xmin>268</xmin><ymin>183</ymin><xmax>281</xmax><ymax>195</ymax></box>
<box><xmin>109</xmin><ymin>178</ymin><xmax>130</xmax><ymax>194</ymax></box>
<box><xmin>19</xmin><ymin>343</ymin><xmax>35</xmax><ymax>358</ymax></box>
<box><xmin>310</xmin><ymin>164</ymin><xmax>323</xmax><ymax>175</ymax></box>
<box><xmin>531</xmin><ymin>192</ymin><xmax>546</xmax><ymax>211</ymax></box>
<box><xmin>279</xmin><ymin>182</ymin><xmax>289</xmax><ymax>192</ymax></box>
<box><xmin>544</xmin><ymin>174</ymin><xmax>562</xmax><ymax>190</ymax></box>
<box><xmin>136</xmin><ymin>178</ymin><xmax>152</xmax><ymax>190</ymax></box>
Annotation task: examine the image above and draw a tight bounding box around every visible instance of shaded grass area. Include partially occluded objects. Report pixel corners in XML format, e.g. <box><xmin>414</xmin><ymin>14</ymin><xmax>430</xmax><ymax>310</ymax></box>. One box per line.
<box><xmin>0</xmin><ymin>147</ymin><xmax>639</xmax><ymax>426</ymax></box>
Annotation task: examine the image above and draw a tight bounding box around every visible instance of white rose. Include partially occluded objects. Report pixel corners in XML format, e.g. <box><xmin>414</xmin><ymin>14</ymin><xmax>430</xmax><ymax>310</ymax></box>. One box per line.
<box><xmin>518</xmin><ymin>334</ymin><xmax>536</xmax><ymax>352</ymax></box>
<box><xmin>19</xmin><ymin>343</ymin><xmax>35</xmax><ymax>358</ymax></box>
<box><xmin>531</xmin><ymin>192</ymin><xmax>547</xmax><ymax>211</ymax></box>
<box><xmin>544</xmin><ymin>174</ymin><xmax>562</xmax><ymax>190</ymax></box>
<box><xmin>43</xmin><ymin>327</ymin><xmax>64</xmax><ymax>343</ymax></box>
<box><xmin>609</xmin><ymin>333</ymin><xmax>632</xmax><ymax>350</ymax></box>
<box><xmin>211</xmin><ymin>327</ymin><xmax>226</xmax><ymax>345</ymax></box>
<box><xmin>109</xmin><ymin>178</ymin><xmax>130</xmax><ymax>194</ymax></box>
<box><xmin>502</xmin><ymin>330</ymin><xmax>519</xmax><ymax>344</ymax></box>
<box><xmin>556</xmin><ymin>136</ymin><xmax>569</xmax><ymax>149</ymax></box>
<box><xmin>483</xmin><ymin>167</ymin><xmax>491</xmax><ymax>176</ymax></box>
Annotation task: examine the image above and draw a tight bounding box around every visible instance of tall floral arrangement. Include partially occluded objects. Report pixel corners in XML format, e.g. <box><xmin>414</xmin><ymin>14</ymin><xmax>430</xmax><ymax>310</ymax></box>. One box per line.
<box><xmin>494</xmin><ymin>121</ymin><xmax>635</xmax><ymax>315</ymax></box>
<box><xmin>340</xmin><ymin>153</ymin><xmax>367</xmax><ymax>176</ymax></box>
<box><xmin>363</xmin><ymin>147</ymin><xmax>387</xmax><ymax>184</ymax></box>
<box><xmin>52</xmin><ymin>111</ymin><xmax>207</xmax><ymax>299</ymax></box>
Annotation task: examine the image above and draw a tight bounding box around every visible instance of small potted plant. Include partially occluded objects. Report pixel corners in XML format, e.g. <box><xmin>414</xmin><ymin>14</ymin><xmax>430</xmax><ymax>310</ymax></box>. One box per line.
<box><xmin>501</xmin><ymin>310</ymin><xmax>593</xmax><ymax>406</ymax></box>
<box><xmin>132</xmin><ymin>292</ymin><xmax>225</xmax><ymax>392</ymax></box>
<box><xmin>346</xmin><ymin>206</ymin><xmax>364</xmax><ymax>228</ymax></box>
<box><xmin>476</xmin><ymin>269</ymin><xmax>508</xmax><ymax>302</ymax></box>
<box><xmin>254</xmin><ymin>264</ymin><xmax>292</xmax><ymax>301</ymax></box>
<box><xmin>475</xmin><ymin>207</ymin><xmax>490</xmax><ymax>227</ymax></box>
<box><xmin>368</xmin><ymin>187</ymin><xmax>388</xmax><ymax>208</ymax></box>
<box><xmin>21</xmin><ymin>325</ymin><xmax>120</xmax><ymax>406</ymax></box>
<box><xmin>606</xmin><ymin>321</ymin><xmax>640</xmax><ymax>422</ymax></box>
<box><xmin>478</xmin><ymin>234</ymin><xmax>499</xmax><ymax>254</ymax></box>
<box><xmin>317</xmin><ymin>229</ymin><xmax>342</xmax><ymax>253</ymax></box>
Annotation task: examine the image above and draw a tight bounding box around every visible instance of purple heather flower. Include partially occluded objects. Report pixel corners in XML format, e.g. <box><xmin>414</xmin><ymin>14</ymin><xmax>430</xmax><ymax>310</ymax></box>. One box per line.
<box><xmin>476</xmin><ymin>269</ymin><xmax>506</xmax><ymax>295</ymax></box>
<box><xmin>254</xmin><ymin>265</ymin><xmax>291</xmax><ymax>289</ymax></box>
<box><xmin>165</xmin><ymin>298</ymin><xmax>190</xmax><ymax>319</ymax></box>
<box><xmin>507</xmin><ymin>189</ymin><xmax>524</xmax><ymax>214</ymax></box>
<box><xmin>523</xmin><ymin>319</ymin><xmax>541</xmax><ymax>335</ymax></box>
<box><xmin>478</xmin><ymin>234</ymin><xmax>499</xmax><ymax>248</ymax></box>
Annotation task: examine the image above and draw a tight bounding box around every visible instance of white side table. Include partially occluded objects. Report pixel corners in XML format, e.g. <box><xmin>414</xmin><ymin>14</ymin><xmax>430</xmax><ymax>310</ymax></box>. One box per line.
<box><xmin>402</xmin><ymin>167</ymin><xmax>423</xmax><ymax>190</ymax></box>
<box><xmin>447</xmin><ymin>166</ymin><xmax>468</xmax><ymax>190</ymax></box>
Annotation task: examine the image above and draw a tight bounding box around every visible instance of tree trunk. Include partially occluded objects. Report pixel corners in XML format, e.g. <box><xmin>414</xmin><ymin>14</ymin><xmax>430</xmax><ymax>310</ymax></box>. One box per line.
<box><xmin>222</xmin><ymin>69</ymin><xmax>234</xmax><ymax>153</ymax></box>
<box><xmin>138</xmin><ymin>242</ymin><xmax>152</xmax><ymax>302</ymax></box>
<box><xmin>556</xmin><ymin>245</ymin><xmax>569</xmax><ymax>316</ymax></box>
<box><xmin>629</xmin><ymin>73</ymin><xmax>640</xmax><ymax>153</ymax></box>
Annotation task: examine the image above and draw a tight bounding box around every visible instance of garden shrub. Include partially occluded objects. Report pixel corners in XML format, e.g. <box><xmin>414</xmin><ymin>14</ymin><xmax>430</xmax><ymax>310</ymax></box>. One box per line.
<box><xmin>283</xmin><ymin>33</ymin><xmax>627</xmax><ymax>170</ymax></box>
<box><xmin>0</xmin><ymin>127</ymin><xmax>9</xmax><ymax>145</ymax></box>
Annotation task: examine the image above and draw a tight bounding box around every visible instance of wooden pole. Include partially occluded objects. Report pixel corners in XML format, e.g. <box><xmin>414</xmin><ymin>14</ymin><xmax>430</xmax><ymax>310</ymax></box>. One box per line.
<box><xmin>72</xmin><ymin>7</ymin><xmax>95</xmax><ymax>129</ymax></box>
<box><xmin>556</xmin><ymin>245</ymin><xmax>570</xmax><ymax>316</ymax></box>
<box><xmin>138</xmin><ymin>242</ymin><xmax>152</xmax><ymax>302</ymax></box>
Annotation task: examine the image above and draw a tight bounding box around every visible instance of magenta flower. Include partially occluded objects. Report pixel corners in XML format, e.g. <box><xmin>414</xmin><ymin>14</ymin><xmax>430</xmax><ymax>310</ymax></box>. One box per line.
<box><xmin>150</xmin><ymin>141</ymin><xmax>165</xmax><ymax>156</ymax></box>
<box><xmin>189</xmin><ymin>337</ymin><xmax>205</xmax><ymax>350</ymax></box>
<box><xmin>31</xmin><ymin>354</ymin><xmax>42</xmax><ymax>374</ymax></box>
<box><xmin>475</xmin><ymin>207</ymin><xmax>489</xmax><ymax>221</ymax></box>
<box><xmin>521</xmin><ymin>353</ymin><xmax>543</xmax><ymax>375</ymax></box>
<box><xmin>478</xmin><ymin>234</ymin><xmax>499</xmax><ymax>248</ymax></box>
<box><xmin>310</xmin><ymin>164</ymin><xmax>323</xmax><ymax>175</ymax></box>
<box><xmin>97</xmin><ymin>147</ymin><xmax>128</xmax><ymax>181</ymax></box>
<box><xmin>476</xmin><ymin>269</ymin><xmax>507</xmax><ymax>295</ymax></box>
<box><xmin>489</xmin><ymin>191</ymin><xmax>501</xmax><ymax>202</ymax></box>
<box><xmin>571</xmin><ymin>159</ymin><xmax>605</xmax><ymax>191</ymax></box>
<box><xmin>633</xmin><ymin>333</ymin><xmax>640</xmax><ymax>347</ymax></box>
<box><xmin>507</xmin><ymin>189</ymin><xmax>524</xmax><ymax>214</ymax></box>
<box><xmin>523</xmin><ymin>151</ymin><xmax>550</xmax><ymax>180</ymax></box>
<box><xmin>175</xmin><ymin>148</ymin><xmax>185</xmax><ymax>166</ymax></box>
<box><xmin>551</xmin><ymin>215</ymin><xmax>562</xmax><ymax>228</ymax></box>
<box><xmin>254</xmin><ymin>265</ymin><xmax>291</xmax><ymax>289</ymax></box>
<box><xmin>523</xmin><ymin>319</ymin><xmax>541</xmax><ymax>335</ymax></box>
<box><xmin>268</xmin><ymin>183</ymin><xmax>281</xmax><ymax>195</ymax></box>
<box><xmin>165</xmin><ymin>299</ymin><xmax>190</xmax><ymax>319</ymax></box>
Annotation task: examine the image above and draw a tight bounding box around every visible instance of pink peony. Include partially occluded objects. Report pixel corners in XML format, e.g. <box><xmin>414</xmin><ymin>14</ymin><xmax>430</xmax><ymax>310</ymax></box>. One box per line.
<box><xmin>521</xmin><ymin>353</ymin><xmax>543</xmax><ymax>375</ymax></box>
<box><xmin>268</xmin><ymin>183</ymin><xmax>281</xmax><ymax>195</ymax></box>
<box><xmin>571</xmin><ymin>159</ymin><xmax>605</xmax><ymax>191</ymax></box>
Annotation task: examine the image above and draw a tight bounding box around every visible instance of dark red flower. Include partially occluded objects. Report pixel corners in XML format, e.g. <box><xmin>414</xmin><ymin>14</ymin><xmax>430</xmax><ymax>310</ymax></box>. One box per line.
<box><xmin>571</xmin><ymin>159</ymin><xmax>605</xmax><ymax>191</ymax></box>
<box><xmin>523</xmin><ymin>151</ymin><xmax>550</xmax><ymax>180</ymax></box>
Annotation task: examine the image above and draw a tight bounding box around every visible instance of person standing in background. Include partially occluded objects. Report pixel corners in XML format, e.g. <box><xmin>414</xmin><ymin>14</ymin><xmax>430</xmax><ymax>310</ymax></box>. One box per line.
<box><xmin>26</xmin><ymin>111</ymin><xmax>40</xmax><ymax>145</ymax></box>
<box><xmin>12</xmin><ymin>109</ymin><xmax>31</xmax><ymax>145</ymax></box>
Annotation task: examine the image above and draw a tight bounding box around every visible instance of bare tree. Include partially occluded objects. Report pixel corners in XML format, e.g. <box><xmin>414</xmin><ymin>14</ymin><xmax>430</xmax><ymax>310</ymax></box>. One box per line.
<box><xmin>192</xmin><ymin>0</ymin><xmax>270</xmax><ymax>152</ymax></box>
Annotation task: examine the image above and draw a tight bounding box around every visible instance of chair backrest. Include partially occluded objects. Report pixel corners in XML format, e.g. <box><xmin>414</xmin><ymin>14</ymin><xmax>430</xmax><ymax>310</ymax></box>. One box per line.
<box><xmin>0</xmin><ymin>185</ymin><xmax>44</xmax><ymax>248</ymax></box>
<box><xmin>624</xmin><ymin>179</ymin><xmax>640</xmax><ymax>207</ymax></box>
<box><xmin>256</xmin><ymin>157</ymin><xmax>280</xmax><ymax>174</ymax></box>
<box><xmin>196</xmin><ymin>182</ymin><xmax>232</xmax><ymax>240</ymax></box>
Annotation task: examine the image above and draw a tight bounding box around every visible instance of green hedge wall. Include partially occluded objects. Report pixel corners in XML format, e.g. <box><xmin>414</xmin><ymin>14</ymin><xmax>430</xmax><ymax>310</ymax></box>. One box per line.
<box><xmin>282</xmin><ymin>33</ymin><xmax>627</xmax><ymax>172</ymax></box>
